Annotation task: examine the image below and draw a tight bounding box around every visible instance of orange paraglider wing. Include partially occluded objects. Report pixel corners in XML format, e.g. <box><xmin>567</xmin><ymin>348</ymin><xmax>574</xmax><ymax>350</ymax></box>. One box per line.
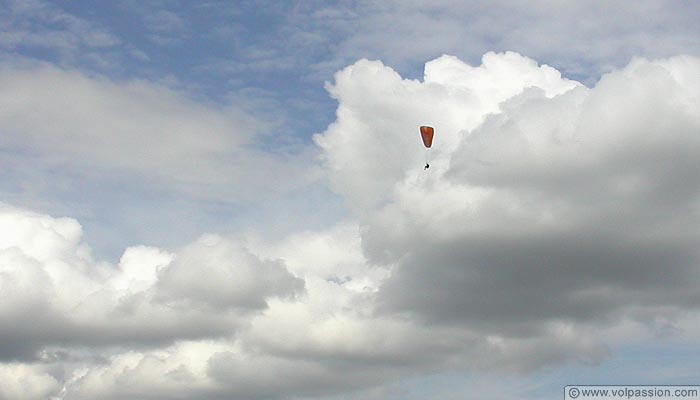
<box><xmin>420</xmin><ymin>126</ymin><xmax>434</xmax><ymax>148</ymax></box>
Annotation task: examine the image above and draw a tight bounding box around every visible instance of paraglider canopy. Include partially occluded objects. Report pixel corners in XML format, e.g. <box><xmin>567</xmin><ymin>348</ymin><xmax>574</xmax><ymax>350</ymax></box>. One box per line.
<box><xmin>420</xmin><ymin>126</ymin><xmax>434</xmax><ymax>148</ymax></box>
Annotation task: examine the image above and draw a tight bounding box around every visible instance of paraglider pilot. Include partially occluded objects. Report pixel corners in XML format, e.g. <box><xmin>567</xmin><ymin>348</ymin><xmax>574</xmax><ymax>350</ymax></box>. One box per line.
<box><xmin>424</xmin><ymin>163</ymin><xmax>430</xmax><ymax>170</ymax></box>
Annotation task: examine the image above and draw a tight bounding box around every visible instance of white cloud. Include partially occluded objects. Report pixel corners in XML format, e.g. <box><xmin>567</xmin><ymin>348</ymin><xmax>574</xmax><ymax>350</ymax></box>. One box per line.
<box><xmin>0</xmin><ymin>203</ymin><xmax>302</xmax><ymax>363</ymax></box>
<box><xmin>0</xmin><ymin>0</ymin><xmax>121</xmax><ymax>61</ymax></box>
<box><xmin>0</xmin><ymin>199</ymin><xmax>652</xmax><ymax>399</ymax></box>
<box><xmin>316</xmin><ymin>51</ymin><xmax>700</xmax><ymax>369</ymax></box>
<box><xmin>315</xmin><ymin>52</ymin><xmax>579</xmax><ymax>210</ymax></box>
<box><xmin>155</xmin><ymin>234</ymin><xmax>304</xmax><ymax>311</ymax></box>
<box><xmin>0</xmin><ymin>363</ymin><xmax>60</xmax><ymax>400</ymax></box>
<box><xmin>294</xmin><ymin>1</ymin><xmax>700</xmax><ymax>83</ymax></box>
<box><xmin>3</xmin><ymin>52</ymin><xmax>700</xmax><ymax>399</ymax></box>
<box><xmin>0</xmin><ymin>203</ymin><xmax>443</xmax><ymax>399</ymax></box>
<box><xmin>0</xmin><ymin>62</ymin><xmax>318</xmax><ymax>204</ymax></box>
<box><xmin>0</xmin><ymin>203</ymin><xmax>472</xmax><ymax>398</ymax></box>
<box><xmin>246</xmin><ymin>221</ymin><xmax>386</xmax><ymax>291</ymax></box>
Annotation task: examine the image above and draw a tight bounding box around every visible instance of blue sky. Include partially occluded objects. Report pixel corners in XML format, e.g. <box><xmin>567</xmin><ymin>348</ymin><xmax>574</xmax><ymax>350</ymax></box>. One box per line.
<box><xmin>1</xmin><ymin>1</ymin><xmax>700</xmax><ymax>399</ymax></box>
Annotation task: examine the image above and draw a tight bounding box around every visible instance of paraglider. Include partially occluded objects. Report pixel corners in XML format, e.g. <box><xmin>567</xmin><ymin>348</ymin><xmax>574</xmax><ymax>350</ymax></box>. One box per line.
<box><xmin>420</xmin><ymin>126</ymin><xmax>434</xmax><ymax>148</ymax></box>
<box><xmin>420</xmin><ymin>125</ymin><xmax>434</xmax><ymax>169</ymax></box>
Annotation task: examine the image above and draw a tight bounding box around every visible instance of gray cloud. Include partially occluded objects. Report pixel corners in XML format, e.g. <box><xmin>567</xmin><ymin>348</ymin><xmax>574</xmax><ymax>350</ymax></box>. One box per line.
<box><xmin>3</xmin><ymin>49</ymin><xmax>700</xmax><ymax>399</ymax></box>
<box><xmin>0</xmin><ymin>62</ymin><xmax>318</xmax><ymax>204</ymax></box>
<box><xmin>0</xmin><ymin>205</ymin><xmax>302</xmax><ymax>364</ymax></box>
<box><xmin>318</xmin><ymin>52</ymin><xmax>700</xmax><ymax>371</ymax></box>
<box><xmin>381</xmin><ymin>59</ymin><xmax>700</xmax><ymax>329</ymax></box>
<box><xmin>0</xmin><ymin>203</ymin><xmax>473</xmax><ymax>399</ymax></box>
<box><xmin>155</xmin><ymin>235</ymin><xmax>304</xmax><ymax>311</ymax></box>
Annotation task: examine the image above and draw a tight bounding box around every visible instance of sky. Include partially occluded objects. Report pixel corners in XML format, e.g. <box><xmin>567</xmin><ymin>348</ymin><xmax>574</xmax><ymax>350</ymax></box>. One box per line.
<box><xmin>1</xmin><ymin>1</ymin><xmax>700</xmax><ymax>399</ymax></box>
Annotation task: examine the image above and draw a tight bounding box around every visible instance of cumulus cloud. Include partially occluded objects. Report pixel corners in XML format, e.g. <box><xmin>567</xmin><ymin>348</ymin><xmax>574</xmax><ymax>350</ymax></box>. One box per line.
<box><xmin>156</xmin><ymin>235</ymin><xmax>303</xmax><ymax>310</ymax></box>
<box><xmin>3</xmin><ymin>52</ymin><xmax>700</xmax><ymax>399</ymax></box>
<box><xmin>0</xmin><ymin>201</ymin><xmax>497</xmax><ymax>399</ymax></box>
<box><xmin>317</xmin><ymin>52</ymin><xmax>700</xmax><ymax>368</ymax></box>
<box><xmin>0</xmin><ymin>203</ymin><xmax>303</xmax><ymax>364</ymax></box>
<box><xmin>0</xmin><ymin>204</ymin><xmax>452</xmax><ymax>399</ymax></box>
<box><xmin>0</xmin><ymin>363</ymin><xmax>60</xmax><ymax>400</ymax></box>
<box><xmin>316</xmin><ymin>51</ymin><xmax>579</xmax><ymax>210</ymax></box>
